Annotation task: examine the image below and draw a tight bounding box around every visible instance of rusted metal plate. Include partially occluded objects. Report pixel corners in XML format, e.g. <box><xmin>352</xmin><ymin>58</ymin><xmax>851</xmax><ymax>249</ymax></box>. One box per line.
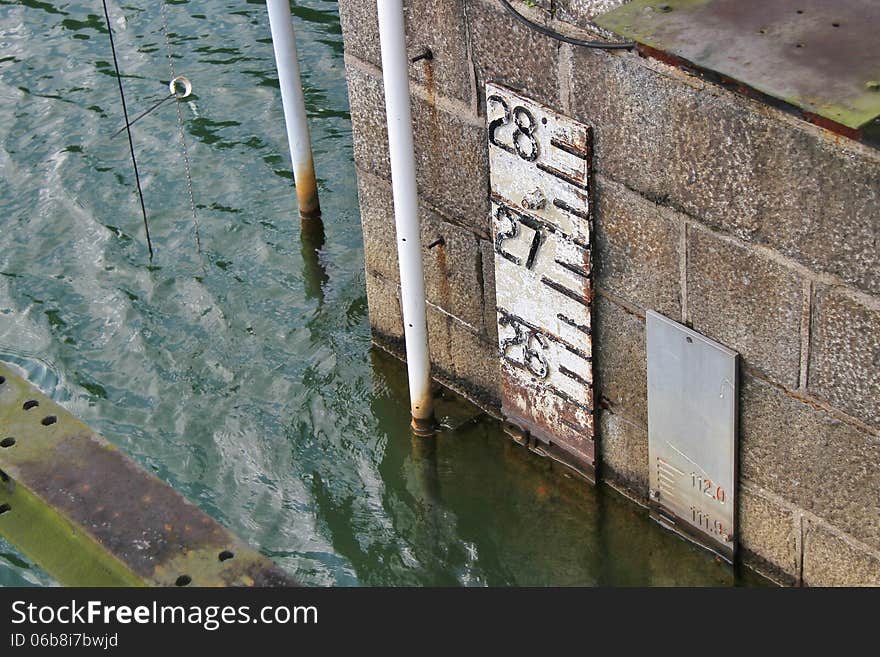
<box><xmin>595</xmin><ymin>0</ymin><xmax>880</xmax><ymax>130</ymax></box>
<box><xmin>646</xmin><ymin>311</ymin><xmax>737</xmax><ymax>562</ymax></box>
<box><xmin>487</xmin><ymin>83</ymin><xmax>595</xmax><ymax>481</ymax></box>
<box><xmin>0</xmin><ymin>363</ymin><xmax>296</xmax><ymax>587</ymax></box>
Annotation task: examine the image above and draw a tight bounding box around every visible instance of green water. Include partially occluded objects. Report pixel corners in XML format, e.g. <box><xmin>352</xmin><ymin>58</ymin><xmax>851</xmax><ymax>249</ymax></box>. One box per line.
<box><xmin>0</xmin><ymin>0</ymin><xmax>766</xmax><ymax>587</ymax></box>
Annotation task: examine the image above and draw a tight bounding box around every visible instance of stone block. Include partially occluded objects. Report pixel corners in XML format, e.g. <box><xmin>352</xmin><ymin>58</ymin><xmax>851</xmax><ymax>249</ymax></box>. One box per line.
<box><xmin>598</xmin><ymin>410</ymin><xmax>648</xmax><ymax>493</ymax></box>
<box><xmin>356</xmin><ymin>168</ymin><xmax>399</xmax><ymax>283</ymax></box>
<box><xmin>338</xmin><ymin>0</ymin><xmax>381</xmax><ymax>68</ymax></box>
<box><xmin>365</xmin><ymin>270</ymin><xmax>404</xmax><ymax>350</ymax></box>
<box><xmin>410</xmin><ymin>92</ymin><xmax>490</xmax><ymax>232</ymax></box>
<box><xmin>357</xmin><ymin>168</ymin><xmax>485</xmax><ymax>329</ymax></box>
<box><xmin>809</xmin><ymin>286</ymin><xmax>880</xmax><ymax>430</ymax></box>
<box><xmin>427</xmin><ymin>304</ymin><xmax>501</xmax><ymax>408</ymax></box>
<box><xmin>464</xmin><ymin>0</ymin><xmax>562</xmax><ymax>113</ymax></box>
<box><xmin>346</xmin><ymin>62</ymin><xmax>390</xmax><ymax>179</ymax></box>
<box><xmin>594</xmin><ymin>175</ymin><xmax>682</xmax><ymax>317</ymax></box>
<box><xmin>803</xmin><ymin>521</ymin><xmax>880</xmax><ymax>587</ymax></box>
<box><xmin>687</xmin><ymin>228</ymin><xmax>803</xmax><ymax>388</ymax></box>
<box><xmin>740</xmin><ymin>375</ymin><xmax>880</xmax><ymax>552</ymax></box>
<box><xmin>364</xmin><ymin>274</ymin><xmax>499</xmax><ymax>409</ymax></box>
<box><xmin>593</xmin><ymin>295</ymin><xmax>646</xmax><ymax>426</ymax></box>
<box><xmin>405</xmin><ymin>0</ymin><xmax>473</xmax><ymax>104</ymax></box>
<box><xmin>420</xmin><ymin>208</ymin><xmax>484</xmax><ymax>330</ymax></box>
<box><xmin>339</xmin><ymin>0</ymin><xmax>473</xmax><ymax>104</ymax></box>
<box><xmin>568</xmin><ymin>47</ymin><xmax>880</xmax><ymax>296</ymax></box>
<box><xmin>738</xmin><ymin>486</ymin><xmax>798</xmax><ymax>584</ymax></box>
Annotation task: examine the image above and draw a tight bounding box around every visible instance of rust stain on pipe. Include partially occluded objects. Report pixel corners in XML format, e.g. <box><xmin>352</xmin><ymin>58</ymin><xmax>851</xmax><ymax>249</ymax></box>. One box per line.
<box><xmin>294</xmin><ymin>160</ymin><xmax>321</xmax><ymax>219</ymax></box>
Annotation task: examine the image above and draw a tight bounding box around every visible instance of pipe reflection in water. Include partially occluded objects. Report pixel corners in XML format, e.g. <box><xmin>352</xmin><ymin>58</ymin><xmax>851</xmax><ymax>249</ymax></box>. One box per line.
<box><xmin>299</xmin><ymin>217</ymin><xmax>328</xmax><ymax>304</ymax></box>
<box><xmin>410</xmin><ymin>434</ymin><xmax>440</xmax><ymax>507</ymax></box>
<box><xmin>407</xmin><ymin>436</ymin><xmax>449</xmax><ymax>570</ymax></box>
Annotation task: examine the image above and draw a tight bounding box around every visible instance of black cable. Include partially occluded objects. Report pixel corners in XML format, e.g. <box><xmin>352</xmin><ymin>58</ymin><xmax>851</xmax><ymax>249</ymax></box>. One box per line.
<box><xmin>111</xmin><ymin>93</ymin><xmax>173</xmax><ymax>139</ymax></box>
<box><xmin>101</xmin><ymin>0</ymin><xmax>154</xmax><ymax>259</ymax></box>
<box><xmin>498</xmin><ymin>0</ymin><xmax>635</xmax><ymax>50</ymax></box>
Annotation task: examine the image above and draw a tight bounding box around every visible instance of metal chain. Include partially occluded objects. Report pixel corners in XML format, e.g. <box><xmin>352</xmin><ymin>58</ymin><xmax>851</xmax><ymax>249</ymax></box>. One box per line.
<box><xmin>159</xmin><ymin>0</ymin><xmax>203</xmax><ymax>265</ymax></box>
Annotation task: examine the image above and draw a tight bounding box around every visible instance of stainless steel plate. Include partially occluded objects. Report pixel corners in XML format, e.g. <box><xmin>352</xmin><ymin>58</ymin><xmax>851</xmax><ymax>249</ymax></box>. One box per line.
<box><xmin>646</xmin><ymin>310</ymin><xmax>738</xmax><ymax>561</ymax></box>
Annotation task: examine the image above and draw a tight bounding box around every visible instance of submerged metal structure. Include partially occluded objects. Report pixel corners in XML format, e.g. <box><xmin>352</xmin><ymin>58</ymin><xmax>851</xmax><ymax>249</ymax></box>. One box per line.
<box><xmin>0</xmin><ymin>365</ymin><xmax>294</xmax><ymax>586</ymax></box>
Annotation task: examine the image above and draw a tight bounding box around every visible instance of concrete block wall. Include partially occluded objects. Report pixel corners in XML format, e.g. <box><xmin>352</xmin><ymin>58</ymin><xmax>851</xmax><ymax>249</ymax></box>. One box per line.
<box><xmin>339</xmin><ymin>0</ymin><xmax>880</xmax><ymax>585</ymax></box>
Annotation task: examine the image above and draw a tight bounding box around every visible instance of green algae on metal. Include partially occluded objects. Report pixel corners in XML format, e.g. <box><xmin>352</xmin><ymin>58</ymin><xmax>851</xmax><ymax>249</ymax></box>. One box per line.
<box><xmin>0</xmin><ymin>364</ymin><xmax>294</xmax><ymax>587</ymax></box>
<box><xmin>0</xmin><ymin>476</ymin><xmax>145</xmax><ymax>586</ymax></box>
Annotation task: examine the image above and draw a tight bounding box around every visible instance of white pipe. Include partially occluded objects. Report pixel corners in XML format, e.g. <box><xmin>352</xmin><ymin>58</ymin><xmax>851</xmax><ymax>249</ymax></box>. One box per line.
<box><xmin>377</xmin><ymin>0</ymin><xmax>434</xmax><ymax>433</ymax></box>
<box><xmin>266</xmin><ymin>0</ymin><xmax>320</xmax><ymax>218</ymax></box>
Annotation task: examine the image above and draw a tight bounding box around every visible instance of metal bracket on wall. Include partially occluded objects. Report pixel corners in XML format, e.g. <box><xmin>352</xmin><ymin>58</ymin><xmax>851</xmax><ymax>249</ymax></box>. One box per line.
<box><xmin>646</xmin><ymin>311</ymin><xmax>738</xmax><ymax>562</ymax></box>
<box><xmin>487</xmin><ymin>83</ymin><xmax>596</xmax><ymax>482</ymax></box>
<box><xmin>0</xmin><ymin>364</ymin><xmax>295</xmax><ymax>586</ymax></box>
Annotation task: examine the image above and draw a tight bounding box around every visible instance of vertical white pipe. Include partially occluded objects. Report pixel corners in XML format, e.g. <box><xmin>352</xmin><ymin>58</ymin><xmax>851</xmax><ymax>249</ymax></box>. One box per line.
<box><xmin>377</xmin><ymin>0</ymin><xmax>434</xmax><ymax>433</ymax></box>
<box><xmin>266</xmin><ymin>0</ymin><xmax>320</xmax><ymax>218</ymax></box>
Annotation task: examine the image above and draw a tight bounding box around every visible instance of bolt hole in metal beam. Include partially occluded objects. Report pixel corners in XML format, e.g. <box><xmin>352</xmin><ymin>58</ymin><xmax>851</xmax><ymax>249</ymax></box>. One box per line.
<box><xmin>40</xmin><ymin>415</ymin><xmax>57</xmax><ymax>426</ymax></box>
<box><xmin>175</xmin><ymin>575</ymin><xmax>192</xmax><ymax>587</ymax></box>
<box><xmin>22</xmin><ymin>400</ymin><xmax>38</xmax><ymax>410</ymax></box>
<box><xmin>218</xmin><ymin>550</ymin><xmax>234</xmax><ymax>562</ymax></box>
<box><xmin>0</xmin><ymin>504</ymin><xmax>11</xmax><ymax>515</ymax></box>
<box><xmin>0</xmin><ymin>438</ymin><xmax>15</xmax><ymax>448</ymax></box>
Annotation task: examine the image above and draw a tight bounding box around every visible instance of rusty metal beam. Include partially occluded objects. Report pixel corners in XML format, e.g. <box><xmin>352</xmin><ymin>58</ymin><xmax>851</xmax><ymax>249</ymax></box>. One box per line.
<box><xmin>0</xmin><ymin>364</ymin><xmax>295</xmax><ymax>587</ymax></box>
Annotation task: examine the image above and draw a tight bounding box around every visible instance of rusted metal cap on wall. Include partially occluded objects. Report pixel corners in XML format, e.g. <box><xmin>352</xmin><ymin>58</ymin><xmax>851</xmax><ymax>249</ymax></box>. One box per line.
<box><xmin>595</xmin><ymin>0</ymin><xmax>880</xmax><ymax>130</ymax></box>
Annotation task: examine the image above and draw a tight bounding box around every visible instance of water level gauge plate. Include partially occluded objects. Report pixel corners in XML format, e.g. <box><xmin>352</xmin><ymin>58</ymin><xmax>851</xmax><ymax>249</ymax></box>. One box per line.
<box><xmin>646</xmin><ymin>311</ymin><xmax>738</xmax><ymax>561</ymax></box>
<box><xmin>486</xmin><ymin>83</ymin><xmax>595</xmax><ymax>481</ymax></box>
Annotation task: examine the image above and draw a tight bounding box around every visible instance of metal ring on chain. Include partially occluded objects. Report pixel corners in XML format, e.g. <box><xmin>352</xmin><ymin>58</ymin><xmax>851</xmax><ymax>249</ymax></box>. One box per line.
<box><xmin>168</xmin><ymin>75</ymin><xmax>192</xmax><ymax>99</ymax></box>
